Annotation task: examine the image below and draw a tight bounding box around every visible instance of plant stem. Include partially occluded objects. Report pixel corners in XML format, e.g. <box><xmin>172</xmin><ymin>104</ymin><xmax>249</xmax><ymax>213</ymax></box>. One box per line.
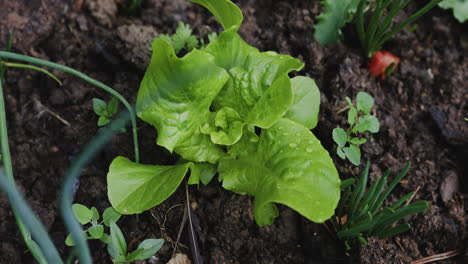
<box><xmin>0</xmin><ymin>78</ymin><xmax>48</xmax><ymax>263</ymax></box>
<box><xmin>1</xmin><ymin>61</ymin><xmax>63</xmax><ymax>85</ymax></box>
<box><xmin>0</xmin><ymin>51</ymin><xmax>140</xmax><ymax>163</ymax></box>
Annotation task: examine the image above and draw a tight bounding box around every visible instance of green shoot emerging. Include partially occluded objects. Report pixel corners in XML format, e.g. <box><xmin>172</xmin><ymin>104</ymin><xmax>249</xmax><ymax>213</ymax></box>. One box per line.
<box><xmin>333</xmin><ymin>92</ymin><xmax>379</xmax><ymax>166</ymax></box>
<box><xmin>332</xmin><ymin>161</ymin><xmax>429</xmax><ymax>250</ymax></box>
<box><xmin>93</xmin><ymin>97</ymin><xmax>119</xmax><ymax>127</ymax></box>
<box><xmin>356</xmin><ymin>0</ymin><xmax>443</xmax><ymax>57</ymax></box>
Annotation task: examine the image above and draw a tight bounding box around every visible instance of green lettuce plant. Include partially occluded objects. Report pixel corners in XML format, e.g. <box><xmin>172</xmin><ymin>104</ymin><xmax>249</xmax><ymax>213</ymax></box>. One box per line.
<box><xmin>107</xmin><ymin>0</ymin><xmax>341</xmax><ymax>226</ymax></box>
<box><xmin>439</xmin><ymin>0</ymin><xmax>468</xmax><ymax>23</ymax></box>
<box><xmin>332</xmin><ymin>92</ymin><xmax>379</xmax><ymax>166</ymax></box>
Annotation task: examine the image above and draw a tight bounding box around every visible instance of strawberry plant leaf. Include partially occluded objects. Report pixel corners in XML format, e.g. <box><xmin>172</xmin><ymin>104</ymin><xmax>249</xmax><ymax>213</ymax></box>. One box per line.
<box><xmin>284</xmin><ymin>76</ymin><xmax>321</xmax><ymax>129</ymax></box>
<box><xmin>137</xmin><ymin>38</ymin><xmax>230</xmax><ymax>163</ymax></box>
<box><xmin>219</xmin><ymin>118</ymin><xmax>340</xmax><ymax>225</ymax></box>
<box><xmin>107</xmin><ymin>157</ymin><xmax>191</xmax><ymax>214</ymax></box>
<box><xmin>333</xmin><ymin>128</ymin><xmax>348</xmax><ymax>147</ymax></box>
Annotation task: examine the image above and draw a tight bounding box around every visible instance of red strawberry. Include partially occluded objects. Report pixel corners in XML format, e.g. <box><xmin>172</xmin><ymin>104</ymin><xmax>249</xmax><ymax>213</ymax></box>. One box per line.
<box><xmin>368</xmin><ymin>51</ymin><xmax>400</xmax><ymax>80</ymax></box>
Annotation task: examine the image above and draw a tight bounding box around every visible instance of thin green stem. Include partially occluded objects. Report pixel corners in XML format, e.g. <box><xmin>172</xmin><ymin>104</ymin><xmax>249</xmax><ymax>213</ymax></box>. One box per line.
<box><xmin>0</xmin><ymin>51</ymin><xmax>140</xmax><ymax>163</ymax></box>
<box><xmin>0</xmin><ymin>78</ymin><xmax>48</xmax><ymax>263</ymax></box>
<box><xmin>1</xmin><ymin>62</ymin><xmax>63</xmax><ymax>85</ymax></box>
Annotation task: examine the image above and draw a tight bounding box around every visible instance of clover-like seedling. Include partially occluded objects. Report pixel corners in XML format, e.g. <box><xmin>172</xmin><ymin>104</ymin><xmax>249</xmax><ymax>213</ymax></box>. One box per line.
<box><xmin>333</xmin><ymin>92</ymin><xmax>380</xmax><ymax>166</ymax></box>
<box><xmin>332</xmin><ymin>161</ymin><xmax>429</xmax><ymax>250</ymax></box>
<box><xmin>92</xmin><ymin>97</ymin><xmax>119</xmax><ymax>127</ymax></box>
<box><xmin>65</xmin><ymin>204</ymin><xmax>122</xmax><ymax>246</ymax></box>
<box><xmin>66</xmin><ymin>204</ymin><xmax>163</xmax><ymax>263</ymax></box>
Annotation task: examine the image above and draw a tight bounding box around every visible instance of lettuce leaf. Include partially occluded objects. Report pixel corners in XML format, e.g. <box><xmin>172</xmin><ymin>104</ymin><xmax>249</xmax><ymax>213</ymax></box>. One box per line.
<box><xmin>219</xmin><ymin>118</ymin><xmax>340</xmax><ymax>225</ymax></box>
<box><xmin>137</xmin><ymin>38</ymin><xmax>230</xmax><ymax>163</ymax></box>
<box><xmin>205</xmin><ymin>28</ymin><xmax>304</xmax><ymax>128</ymax></box>
<box><xmin>314</xmin><ymin>0</ymin><xmax>358</xmax><ymax>45</ymax></box>
<box><xmin>189</xmin><ymin>0</ymin><xmax>243</xmax><ymax>30</ymax></box>
<box><xmin>439</xmin><ymin>0</ymin><xmax>468</xmax><ymax>23</ymax></box>
<box><xmin>285</xmin><ymin>76</ymin><xmax>321</xmax><ymax>129</ymax></box>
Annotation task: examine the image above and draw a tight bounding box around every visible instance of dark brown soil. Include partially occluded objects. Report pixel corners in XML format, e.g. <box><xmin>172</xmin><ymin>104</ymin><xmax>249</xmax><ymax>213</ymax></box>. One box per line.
<box><xmin>0</xmin><ymin>0</ymin><xmax>467</xmax><ymax>263</ymax></box>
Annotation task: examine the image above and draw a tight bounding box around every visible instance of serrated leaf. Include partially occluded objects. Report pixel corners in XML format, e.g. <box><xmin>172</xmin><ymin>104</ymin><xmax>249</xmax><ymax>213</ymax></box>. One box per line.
<box><xmin>107</xmin><ymin>157</ymin><xmax>191</xmax><ymax>214</ymax></box>
<box><xmin>137</xmin><ymin>38</ymin><xmax>230</xmax><ymax>163</ymax></box>
<box><xmin>219</xmin><ymin>118</ymin><xmax>340</xmax><ymax>225</ymax></box>
<box><xmin>90</xmin><ymin>207</ymin><xmax>100</xmax><ymax>222</ymax></box>
<box><xmin>348</xmin><ymin>106</ymin><xmax>357</xmax><ymax>125</ymax></box>
<box><xmin>314</xmin><ymin>0</ymin><xmax>358</xmax><ymax>45</ymax></box>
<box><xmin>344</xmin><ymin>145</ymin><xmax>361</xmax><ymax>166</ymax></box>
<box><xmin>72</xmin><ymin>204</ymin><xmax>93</xmax><ymax>225</ymax></box>
<box><xmin>284</xmin><ymin>76</ymin><xmax>321</xmax><ymax>129</ymax></box>
<box><xmin>127</xmin><ymin>239</ymin><xmax>164</xmax><ymax>261</ymax></box>
<box><xmin>103</xmin><ymin>207</ymin><xmax>122</xmax><ymax>226</ymax></box>
<box><xmin>98</xmin><ymin>116</ymin><xmax>110</xmax><ymax>127</ymax></box>
<box><xmin>110</xmin><ymin>221</ymin><xmax>127</xmax><ymax>256</ymax></box>
<box><xmin>356</xmin><ymin>92</ymin><xmax>374</xmax><ymax>114</ymax></box>
<box><xmin>92</xmin><ymin>98</ymin><xmax>107</xmax><ymax>116</ymax></box>
<box><xmin>439</xmin><ymin>0</ymin><xmax>468</xmax><ymax>23</ymax></box>
<box><xmin>332</xmin><ymin>128</ymin><xmax>348</xmax><ymax>147</ymax></box>
<box><xmin>89</xmin><ymin>225</ymin><xmax>104</xmax><ymax>239</ymax></box>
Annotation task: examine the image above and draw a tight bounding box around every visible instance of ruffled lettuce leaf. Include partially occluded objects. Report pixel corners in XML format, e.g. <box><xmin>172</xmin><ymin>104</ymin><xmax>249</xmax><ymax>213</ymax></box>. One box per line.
<box><xmin>218</xmin><ymin>118</ymin><xmax>340</xmax><ymax>226</ymax></box>
<box><xmin>205</xmin><ymin>28</ymin><xmax>304</xmax><ymax>128</ymax></box>
<box><xmin>189</xmin><ymin>0</ymin><xmax>243</xmax><ymax>30</ymax></box>
<box><xmin>439</xmin><ymin>0</ymin><xmax>468</xmax><ymax>23</ymax></box>
<box><xmin>137</xmin><ymin>38</ymin><xmax>230</xmax><ymax>163</ymax></box>
<box><xmin>314</xmin><ymin>0</ymin><xmax>358</xmax><ymax>45</ymax></box>
<box><xmin>285</xmin><ymin>76</ymin><xmax>321</xmax><ymax>129</ymax></box>
<box><xmin>200</xmin><ymin>107</ymin><xmax>245</xmax><ymax>145</ymax></box>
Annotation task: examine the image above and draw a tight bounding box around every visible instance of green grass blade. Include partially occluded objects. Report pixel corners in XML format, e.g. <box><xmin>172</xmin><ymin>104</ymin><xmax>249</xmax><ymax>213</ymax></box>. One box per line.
<box><xmin>371</xmin><ymin>163</ymin><xmax>411</xmax><ymax>215</ymax></box>
<box><xmin>377</xmin><ymin>223</ymin><xmax>410</xmax><ymax>239</ymax></box>
<box><xmin>0</xmin><ymin>51</ymin><xmax>140</xmax><ymax>163</ymax></box>
<box><xmin>368</xmin><ymin>168</ymin><xmax>390</xmax><ymax>213</ymax></box>
<box><xmin>390</xmin><ymin>191</ymin><xmax>414</xmax><ymax>210</ymax></box>
<box><xmin>1</xmin><ymin>62</ymin><xmax>62</xmax><ymax>85</ymax></box>
<box><xmin>60</xmin><ymin>111</ymin><xmax>131</xmax><ymax>264</ymax></box>
<box><xmin>0</xmin><ymin>174</ymin><xmax>63</xmax><ymax>263</ymax></box>
<box><xmin>370</xmin><ymin>201</ymin><xmax>428</xmax><ymax>235</ymax></box>
<box><xmin>349</xmin><ymin>161</ymin><xmax>371</xmax><ymax>217</ymax></box>
<box><xmin>341</xmin><ymin>178</ymin><xmax>356</xmax><ymax>190</ymax></box>
<box><xmin>356</xmin><ymin>0</ymin><xmax>367</xmax><ymax>54</ymax></box>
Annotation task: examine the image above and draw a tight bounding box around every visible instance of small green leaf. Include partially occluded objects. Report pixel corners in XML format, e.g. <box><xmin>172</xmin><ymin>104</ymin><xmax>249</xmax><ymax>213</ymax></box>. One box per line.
<box><xmin>92</xmin><ymin>98</ymin><xmax>107</xmax><ymax>116</ymax></box>
<box><xmin>356</xmin><ymin>92</ymin><xmax>374</xmax><ymax>114</ymax></box>
<box><xmin>345</xmin><ymin>97</ymin><xmax>353</xmax><ymax>107</ymax></box>
<box><xmin>90</xmin><ymin>207</ymin><xmax>100</xmax><ymax>221</ymax></box>
<box><xmin>107</xmin><ymin>240</ymin><xmax>120</xmax><ymax>258</ymax></box>
<box><xmin>65</xmin><ymin>234</ymin><xmax>75</xmax><ymax>246</ymax></box>
<box><xmin>344</xmin><ymin>145</ymin><xmax>361</xmax><ymax>166</ymax></box>
<box><xmin>367</xmin><ymin>115</ymin><xmax>380</xmax><ymax>133</ymax></box>
<box><xmin>110</xmin><ymin>221</ymin><xmax>127</xmax><ymax>256</ymax></box>
<box><xmin>100</xmin><ymin>233</ymin><xmax>110</xmax><ymax>244</ymax></box>
<box><xmin>284</xmin><ymin>76</ymin><xmax>321</xmax><ymax>129</ymax></box>
<box><xmin>337</xmin><ymin>147</ymin><xmax>346</xmax><ymax>159</ymax></box>
<box><xmin>107</xmin><ymin>97</ymin><xmax>119</xmax><ymax>115</ymax></box>
<box><xmin>127</xmin><ymin>239</ymin><xmax>164</xmax><ymax>261</ymax></box>
<box><xmin>89</xmin><ymin>225</ymin><xmax>104</xmax><ymax>239</ymax></box>
<box><xmin>350</xmin><ymin>137</ymin><xmax>367</xmax><ymax>145</ymax></box>
<box><xmin>112</xmin><ymin>256</ymin><xmax>128</xmax><ymax>263</ymax></box>
<box><xmin>103</xmin><ymin>207</ymin><xmax>122</xmax><ymax>227</ymax></box>
<box><xmin>348</xmin><ymin>106</ymin><xmax>357</xmax><ymax>125</ymax></box>
<box><xmin>72</xmin><ymin>204</ymin><xmax>93</xmax><ymax>225</ymax></box>
<box><xmin>439</xmin><ymin>0</ymin><xmax>468</xmax><ymax>23</ymax></box>
<box><xmin>332</xmin><ymin>128</ymin><xmax>348</xmax><ymax>147</ymax></box>
<box><xmin>98</xmin><ymin>116</ymin><xmax>110</xmax><ymax>127</ymax></box>
<box><xmin>188</xmin><ymin>162</ymin><xmax>217</xmax><ymax>185</ymax></box>
<box><xmin>189</xmin><ymin>0</ymin><xmax>243</xmax><ymax>30</ymax></box>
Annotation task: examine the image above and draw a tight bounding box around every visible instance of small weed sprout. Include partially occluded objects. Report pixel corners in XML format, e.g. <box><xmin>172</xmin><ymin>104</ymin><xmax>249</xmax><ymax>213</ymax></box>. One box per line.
<box><xmin>333</xmin><ymin>92</ymin><xmax>379</xmax><ymax>166</ymax></box>
<box><xmin>93</xmin><ymin>97</ymin><xmax>119</xmax><ymax>127</ymax></box>
<box><xmin>331</xmin><ymin>161</ymin><xmax>429</xmax><ymax>250</ymax></box>
<box><xmin>157</xmin><ymin>22</ymin><xmax>217</xmax><ymax>54</ymax></box>
<box><xmin>66</xmin><ymin>204</ymin><xmax>164</xmax><ymax>263</ymax></box>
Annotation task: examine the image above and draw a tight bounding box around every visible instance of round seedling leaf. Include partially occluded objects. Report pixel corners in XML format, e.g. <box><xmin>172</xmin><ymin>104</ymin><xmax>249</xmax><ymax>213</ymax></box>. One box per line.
<box><xmin>344</xmin><ymin>146</ymin><xmax>361</xmax><ymax>166</ymax></box>
<box><xmin>103</xmin><ymin>207</ymin><xmax>122</xmax><ymax>226</ymax></box>
<box><xmin>356</xmin><ymin>92</ymin><xmax>374</xmax><ymax>114</ymax></box>
<box><xmin>89</xmin><ymin>225</ymin><xmax>104</xmax><ymax>239</ymax></box>
<box><xmin>92</xmin><ymin>98</ymin><xmax>108</xmax><ymax>116</ymax></box>
<box><xmin>72</xmin><ymin>204</ymin><xmax>93</xmax><ymax>225</ymax></box>
<box><xmin>337</xmin><ymin>147</ymin><xmax>346</xmax><ymax>159</ymax></box>
<box><xmin>367</xmin><ymin>115</ymin><xmax>380</xmax><ymax>133</ymax></box>
<box><xmin>127</xmin><ymin>239</ymin><xmax>164</xmax><ymax>261</ymax></box>
<box><xmin>65</xmin><ymin>234</ymin><xmax>75</xmax><ymax>246</ymax></box>
<box><xmin>91</xmin><ymin>207</ymin><xmax>100</xmax><ymax>222</ymax></box>
<box><xmin>332</xmin><ymin>128</ymin><xmax>348</xmax><ymax>147</ymax></box>
<box><xmin>98</xmin><ymin>116</ymin><xmax>110</xmax><ymax>127</ymax></box>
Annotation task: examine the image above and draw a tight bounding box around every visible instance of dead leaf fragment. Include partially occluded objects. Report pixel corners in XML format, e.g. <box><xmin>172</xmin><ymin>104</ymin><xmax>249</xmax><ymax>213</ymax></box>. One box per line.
<box><xmin>167</xmin><ymin>253</ymin><xmax>191</xmax><ymax>264</ymax></box>
<box><xmin>440</xmin><ymin>171</ymin><xmax>458</xmax><ymax>203</ymax></box>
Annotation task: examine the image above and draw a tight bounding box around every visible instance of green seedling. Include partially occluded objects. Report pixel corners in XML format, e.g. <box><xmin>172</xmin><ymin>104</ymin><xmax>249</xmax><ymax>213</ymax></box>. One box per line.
<box><xmin>66</xmin><ymin>204</ymin><xmax>163</xmax><ymax>263</ymax></box>
<box><xmin>93</xmin><ymin>97</ymin><xmax>119</xmax><ymax>127</ymax></box>
<box><xmin>157</xmin><ymin>22</ymin><xmax>217</xmax><ymax>54</ymax></box>
<box><xmin>332</xmin><ymin>161</ymin><xmax>429</xmax><ymax>250</ymax></box>
<box><xmin>107</xmin><ymin>0</ymin><xmax>340</xmax><ymax>227</ymax></box>
<box><xmin>333</xmin><ymin>92</ymin><xmax>379</xmax><ymax>166</ymax></box>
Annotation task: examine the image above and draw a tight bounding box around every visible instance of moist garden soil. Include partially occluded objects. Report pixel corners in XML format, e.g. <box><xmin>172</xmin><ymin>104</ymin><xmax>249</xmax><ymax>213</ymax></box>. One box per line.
<box><xmin>0</xmin><ymin>0</ymin><xmax>467</xmax><ymax>263</ymax></box>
